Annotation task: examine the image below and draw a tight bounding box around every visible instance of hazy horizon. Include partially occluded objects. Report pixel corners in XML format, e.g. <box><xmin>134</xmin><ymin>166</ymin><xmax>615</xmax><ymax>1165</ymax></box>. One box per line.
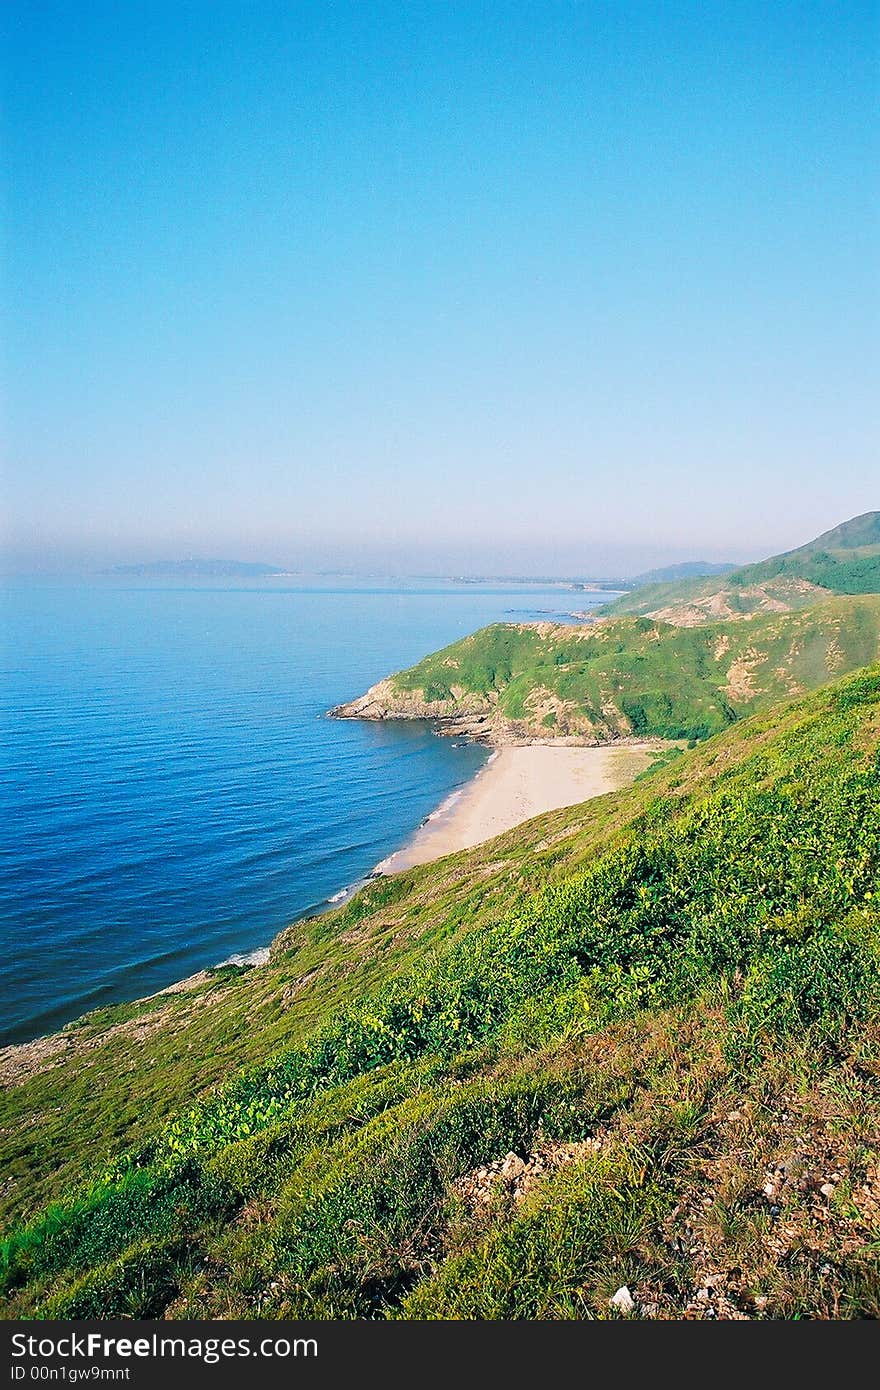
<box><xmin>2</xmin><ymin>3</ymin><xmax>877</xmax><ymax>574</ymax></box>
<box><xmin>1</xmin><ymin>534</ymin><xmax>766</xmax><ymax>581</ymax></box>
<box><xmin>0</xmin><ymin>514</ymin><xmax>869</xmax><ymax>581</ymax></box>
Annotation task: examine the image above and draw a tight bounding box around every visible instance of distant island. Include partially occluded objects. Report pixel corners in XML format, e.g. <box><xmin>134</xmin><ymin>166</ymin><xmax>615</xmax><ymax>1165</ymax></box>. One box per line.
<box><xmin>106</xmin><ymin>558</ymin><xmax>287</xmax><ymax>578</ymax></box>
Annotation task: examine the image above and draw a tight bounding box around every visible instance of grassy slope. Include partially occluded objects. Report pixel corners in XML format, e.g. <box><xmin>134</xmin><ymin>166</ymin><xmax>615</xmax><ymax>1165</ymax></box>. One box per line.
<box><xmin>630</xmin><ymin>562</ymin><xmax>735</xmax><ymax>585</ymax></box>
<box><xmin>2</xmin><ymin>666</ymin><xmax>879</xmax><ymax>1320</ymax></box>
<box><xmin>386</xmin><ymin>595</ymin><xmax>880</xmax><ymax>740</ymax></box>
<box><xmin>731</xmin><ymin>506</ymin><xmax>880</xmax><ymax>594</ymax></box>
<box><xmin>600</xmin><ymin>572</ymin><xmax>724</xmax><ymax>618</ymax></box>
<box><xmin>604</xmin><ymin>512</ymin><xmax>880</xmax><ymax>618</ymax></box>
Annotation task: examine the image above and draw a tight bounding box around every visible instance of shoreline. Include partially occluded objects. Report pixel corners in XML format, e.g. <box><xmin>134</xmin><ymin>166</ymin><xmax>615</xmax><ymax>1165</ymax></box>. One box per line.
<box><xmin>1</xmin><ymin>736</ymin><xmax>661</xmax><ymax>1067</ymax></box>
<box><xmin>375</xmin><ymin>740</ymin><xmax>660</xmax><ymax>873</ymax></box>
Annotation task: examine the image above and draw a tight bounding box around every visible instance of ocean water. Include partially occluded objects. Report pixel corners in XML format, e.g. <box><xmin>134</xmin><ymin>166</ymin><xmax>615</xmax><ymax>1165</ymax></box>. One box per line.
<box><xmin>0</xmin><ymin>578</ymin><xmax>616</xmax><ymax>1045</ymax></box>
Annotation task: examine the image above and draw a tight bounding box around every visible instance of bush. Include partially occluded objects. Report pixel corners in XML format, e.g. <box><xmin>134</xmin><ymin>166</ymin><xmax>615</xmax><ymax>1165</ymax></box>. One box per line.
<box><xmin>39</xmin><ymin>1239</ymin><xmax>192</xmax><ymax>1319</ymax></box>
<box><xmin>1</xmin><ymin>1163</ymin><xmax>234</xmax><ymax>1295</ymax></box>
<box><xmin>735</xmin><ymin>933</ymin><xmax>880</xmax><ymax>1043</ymax></box>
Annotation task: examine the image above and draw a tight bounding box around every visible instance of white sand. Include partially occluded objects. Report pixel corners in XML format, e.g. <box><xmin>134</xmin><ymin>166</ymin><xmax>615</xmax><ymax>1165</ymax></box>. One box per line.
<box><xmin>378</xmin><ymin>743</ymin><xmax>657</xmax><ymax>873</ymax></box>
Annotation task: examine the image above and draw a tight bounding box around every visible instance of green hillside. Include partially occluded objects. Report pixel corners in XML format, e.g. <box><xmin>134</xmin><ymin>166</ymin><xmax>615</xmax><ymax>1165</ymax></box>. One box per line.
<box><xmin>603</xmin><ymin>512</ymin><xmax>880</xmax><ymax>619</ymax></box>
<box><xmin>791</xmin><ymin>511</ymin><xmax>880</xmax><ymax>552</ymax></box>
<box><xmin>2</xmin><ymin>666</ymin><xmax>879</xmax><ymax>1319</ymax></box>
<box><xmin>598</xmin><ymin>572</ymin><xmax>731</xmax><ymax>620</ymax></box>
<box><xmin>731</xmin><ymin>511</ymin><xmax>880</xmax><ymax>594</ymax></box>
<box><xmin>336</xmin><ymin>595</ymin><xmax>880</xmax><ymax>742</ymax></box>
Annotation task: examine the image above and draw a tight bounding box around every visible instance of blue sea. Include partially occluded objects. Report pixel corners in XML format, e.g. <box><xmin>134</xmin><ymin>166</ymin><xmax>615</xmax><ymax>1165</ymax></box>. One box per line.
<box><xmin>0</xmin><ymin>578</ymin><xmax>616</xmax><ymax>1045</ymax></box>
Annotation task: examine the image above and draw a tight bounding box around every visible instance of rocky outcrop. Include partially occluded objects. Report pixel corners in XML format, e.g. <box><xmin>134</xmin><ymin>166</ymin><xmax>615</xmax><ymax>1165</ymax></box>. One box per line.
<box><xmin>329</xmin><ymin>677</ymin><xmax>613</xmax><ymax>745</ymax></box>
<box><xmin>330</xmin><ymin>677</ymin><xmax>499</xmax><ymax>741</ymax></box>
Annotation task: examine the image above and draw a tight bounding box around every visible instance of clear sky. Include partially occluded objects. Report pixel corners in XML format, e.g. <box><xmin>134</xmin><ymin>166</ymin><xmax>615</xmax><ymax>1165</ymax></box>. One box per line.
<box><xmin>2</xmin><ymin>1</ymin><xmax>877</xmax><ymax>576</ymax></box>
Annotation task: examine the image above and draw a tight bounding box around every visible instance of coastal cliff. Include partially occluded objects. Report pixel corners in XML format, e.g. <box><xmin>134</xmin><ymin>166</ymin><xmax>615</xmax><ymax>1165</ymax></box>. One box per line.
<box><xmin>331</xmin><ymin>595</ymin><xmax>880</xmax><ymax>745</ymax></box>
<box><xmin>331</xmin><ymin>675</ymin><xmax>499</xmax><ymax>741</ymax></box>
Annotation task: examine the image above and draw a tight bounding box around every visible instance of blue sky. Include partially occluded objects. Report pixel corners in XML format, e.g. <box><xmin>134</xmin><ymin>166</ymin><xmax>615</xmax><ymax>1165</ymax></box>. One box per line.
<box><xmin>2</xmin><ymin>1</ymin><xmax>877</xmax><ymax>575</ymax></box>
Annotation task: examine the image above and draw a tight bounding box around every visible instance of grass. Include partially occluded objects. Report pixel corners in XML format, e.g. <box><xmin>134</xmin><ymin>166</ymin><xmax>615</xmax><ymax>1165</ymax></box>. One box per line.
<box><xmin>1</xmin><ymin>664</ymin><xmax>879</xmax><ymax>1319</ymax></box>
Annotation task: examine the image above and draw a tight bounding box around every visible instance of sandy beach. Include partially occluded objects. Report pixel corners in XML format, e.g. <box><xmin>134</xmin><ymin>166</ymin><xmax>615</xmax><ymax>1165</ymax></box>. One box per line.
<box><xmin>377</xmin><ymin>742</ymin><xmax>658</xmax><ymax>873</ymax></box>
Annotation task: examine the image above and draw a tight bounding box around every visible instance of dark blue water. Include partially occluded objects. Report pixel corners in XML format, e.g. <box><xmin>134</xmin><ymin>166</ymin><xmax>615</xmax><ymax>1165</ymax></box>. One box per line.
<box><xmin>0</xmin><ymin>579</ymin><xmax>616</xmax><ymax>1044</ymax></box>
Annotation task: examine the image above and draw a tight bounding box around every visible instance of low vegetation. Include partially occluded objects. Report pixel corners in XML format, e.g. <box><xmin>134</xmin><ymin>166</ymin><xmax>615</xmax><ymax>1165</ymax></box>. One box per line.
<box><xmin>2</xmin><ymin>665</ymin><xmax>879</xmax><ymax>1319</ymax></box>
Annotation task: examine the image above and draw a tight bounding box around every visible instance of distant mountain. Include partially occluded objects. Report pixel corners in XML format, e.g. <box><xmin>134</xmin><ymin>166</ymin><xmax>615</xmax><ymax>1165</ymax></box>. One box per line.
<box><xmin>730</xmin><ymin>511</ymin><xmax>880</xmax><ymax>592</ymax></box>
<box><xmin>107</xmin><ymin>559</ymin><xmax>285</xmax><ymax>578</ymax></box>
<box><xmin>601</xmin><ymin>512</ymin><xmax>880</xmax><ymax>623</ymax></box>
<box><xmin>631</xmin><ymin>561</ymin><xmax>735</xmax><ymax>586</ymax></box>
<box><xmin>804</xmin><ymin>512</ymin><xmax>880</xmax><ymax>551</ymax></box>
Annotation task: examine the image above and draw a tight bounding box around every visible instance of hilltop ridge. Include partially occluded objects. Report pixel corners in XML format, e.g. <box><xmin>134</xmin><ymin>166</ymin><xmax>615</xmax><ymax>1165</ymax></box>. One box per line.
<box><xmin>630</xmin><ymin>560</ymin><xmax>736</xmax><ymax>585</ymax></box>
<box><xmin>602</xmin><ymin>512</ymin><xmax>880</xmax><ymax>622</ymax></box>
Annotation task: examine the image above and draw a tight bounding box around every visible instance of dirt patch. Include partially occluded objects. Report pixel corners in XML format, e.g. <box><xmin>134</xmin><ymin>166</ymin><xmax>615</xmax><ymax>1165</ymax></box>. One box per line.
<box><xmin>452</xmin><ymin>1138</ymin><xmax>602</xmax><ymax>1210</ymax></box>
<box><xmin>649</xmin><ymin>578</ymin><xmax>828</xmax><ymax>628</ymax></box>
<box><xmin>723</xmin><ymin>649</ymin><xmax>766</xmax><ymax>704</ymax></box>
<box><xmin>826</xmin><ymin>638</ymin><xmax>845</xmax><ymax>674</ymax></box>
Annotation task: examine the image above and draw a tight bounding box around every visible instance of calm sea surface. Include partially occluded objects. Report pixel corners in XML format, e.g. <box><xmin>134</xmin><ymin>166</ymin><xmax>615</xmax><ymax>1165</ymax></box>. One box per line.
<box><xmin>0</xmin><ymin>578</ymin><xmax>616</xmax><ymax>1044</ymax></box>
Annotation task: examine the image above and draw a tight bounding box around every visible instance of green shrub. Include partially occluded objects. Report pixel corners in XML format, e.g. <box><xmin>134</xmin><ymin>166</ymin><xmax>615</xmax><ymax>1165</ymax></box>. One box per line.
<box><xmin>735</xmin><ymin>933</ymin><xmax>880</xmax><ymax>1043</ymax></box>
<box><xmin>39</xmin><ymin>1239</ymin><xmax>192</xmax><ymax>1320</ymax></box>
<box><xmin>1</xmin><ymin>1163</ymin><xmax>234</xmax><ymax>1295</ymax></box>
